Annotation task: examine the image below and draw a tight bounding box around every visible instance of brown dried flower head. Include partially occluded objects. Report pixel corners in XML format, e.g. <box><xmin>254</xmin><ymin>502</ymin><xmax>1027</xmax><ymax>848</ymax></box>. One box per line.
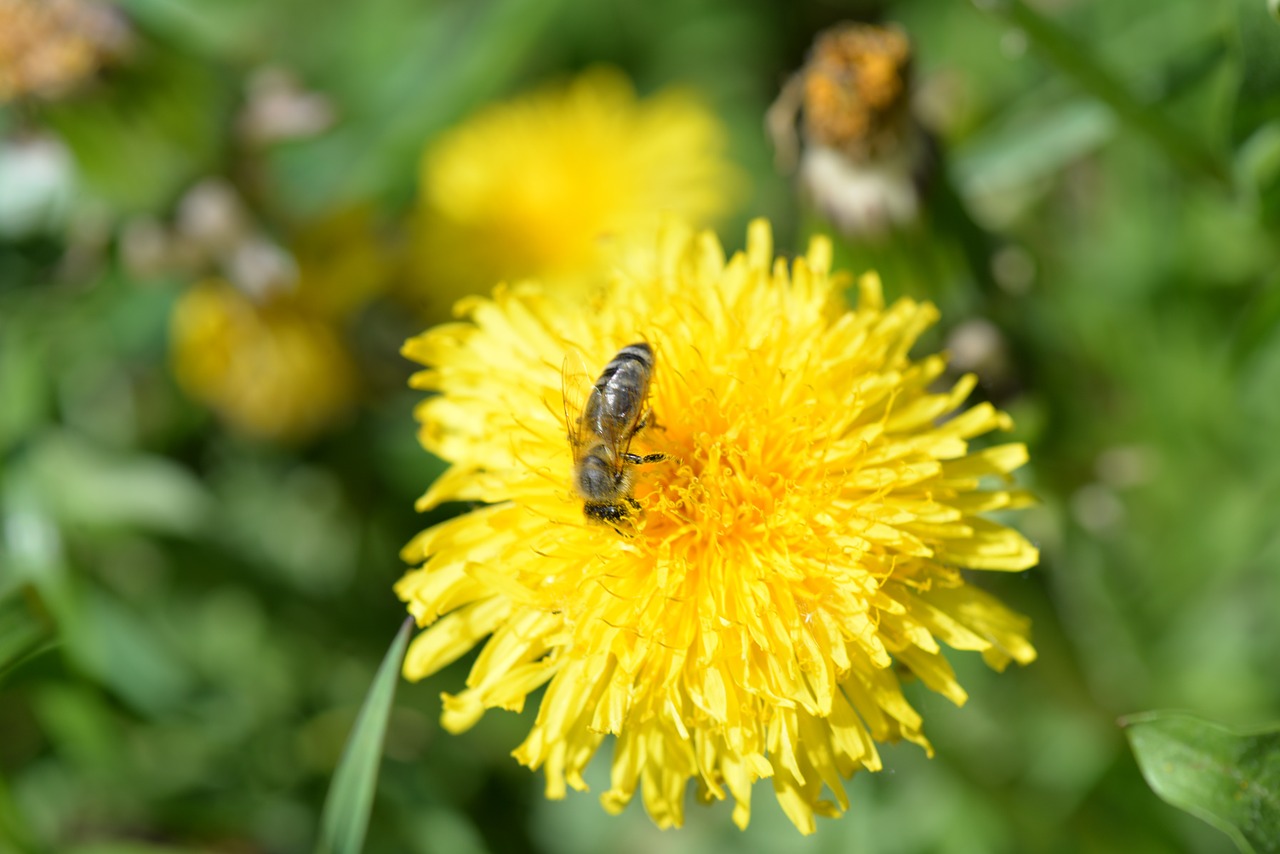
<box><xmin>801</xmin><ymin>23</ymin><xmax>913</xmax><ymax>162</ymax></box>
<box><xmin>0</xmin><ymin>0</ymin><xmax>131</xmax><ymax>103</ymax></box>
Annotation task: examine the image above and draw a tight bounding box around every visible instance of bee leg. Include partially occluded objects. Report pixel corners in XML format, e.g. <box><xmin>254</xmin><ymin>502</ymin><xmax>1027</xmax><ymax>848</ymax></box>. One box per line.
<box><xmin>627</xmin><ymin>497</ymin><xmax>642</xmax><ymax>509</ymax></box>
<box><xmin>631</xmin><ymin>408</ymin><xmax>665</xmax><ymax>435</ymax></box>
<box><xmin>622</xmin><ymin>452</ymin><xmax>667</xmax><ymax>465</ymax></box>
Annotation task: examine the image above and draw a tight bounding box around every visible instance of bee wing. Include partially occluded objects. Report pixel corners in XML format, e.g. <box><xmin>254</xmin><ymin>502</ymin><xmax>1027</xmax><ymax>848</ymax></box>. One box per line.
<box><xmin>560</xmin><ymin>347</ymin><xmax>595</xmax><ymax>452</ymax></box>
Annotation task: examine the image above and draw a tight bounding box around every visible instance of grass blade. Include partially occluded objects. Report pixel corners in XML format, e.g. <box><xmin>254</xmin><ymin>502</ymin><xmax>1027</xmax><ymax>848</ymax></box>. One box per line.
<box><xmin>315</xmin><ymin>616</ymin><xmax>414</xmax><ymax>854</ymax></box>
<box><xmin>0</xmin><ymin>584</ymin><xmax>55</xmax><ymax>681</ymax></box>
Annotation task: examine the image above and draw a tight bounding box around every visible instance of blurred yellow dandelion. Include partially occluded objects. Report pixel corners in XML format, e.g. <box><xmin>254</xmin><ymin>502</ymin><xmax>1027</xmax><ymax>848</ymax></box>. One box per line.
<box><xmin>167</xmin><ymin>209</ymin><xmax>389</xmax><ymax>442</ymax></box>
<box><xmin>397</xmin><ymin>219</ymin><xmax>1038</xmax><ymax>833</ymax></box>
<box><xmin>409</xmin><ymin>68</ymin><xmax>738</xmax><ymax>316</ymax></box>
<box><xmin>169</xmin><ymin>280</ymin><xmax>358</xmax><ymax>443</ymax></box>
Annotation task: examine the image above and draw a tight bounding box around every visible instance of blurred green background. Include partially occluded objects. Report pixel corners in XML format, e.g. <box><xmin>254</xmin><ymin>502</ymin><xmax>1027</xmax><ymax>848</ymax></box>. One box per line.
<box><xmin>3</xmin><ymin>0</ymin><xmax>1280</xmax><ymax>851</ymax></box>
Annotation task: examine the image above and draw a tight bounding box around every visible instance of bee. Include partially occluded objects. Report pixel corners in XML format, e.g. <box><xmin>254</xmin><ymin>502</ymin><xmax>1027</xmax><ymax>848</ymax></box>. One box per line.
<box><xmin>564</xmin><ymin>342</ymin><xmax>667</xmax><ymax>525</ymax></box>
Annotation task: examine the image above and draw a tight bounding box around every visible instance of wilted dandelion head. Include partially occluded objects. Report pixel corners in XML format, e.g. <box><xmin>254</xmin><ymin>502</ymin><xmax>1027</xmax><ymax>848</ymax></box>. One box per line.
<box><xmin>802</xmin><ymin>22</ymin><xmax>913</xmax><ymax>161</ymax></box>
<box><xmin>768</xmin><ymin>23</ymin><xmax>928</xmax><ymax>238</ymax></box>
<box><xmin>397</xmin><ymin>219</ymin><xmax>1037</xmax><ymax>833</ymax></box>
<box><xmin>0</xmin><ymin>0</ymin><xmax>130</xmax><ymax>102</ymax></box>
<box><xmin>409</xmin><ymin>68</ymin><xmax>738</xmax><ymax>316</ymax></box>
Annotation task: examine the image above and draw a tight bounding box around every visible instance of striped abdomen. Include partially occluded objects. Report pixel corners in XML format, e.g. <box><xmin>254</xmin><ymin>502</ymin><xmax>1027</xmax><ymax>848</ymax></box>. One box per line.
<box><xmin>581</xmin><ymin>342</ymin><xmax>654</xmax><ymax>447</ymax></box>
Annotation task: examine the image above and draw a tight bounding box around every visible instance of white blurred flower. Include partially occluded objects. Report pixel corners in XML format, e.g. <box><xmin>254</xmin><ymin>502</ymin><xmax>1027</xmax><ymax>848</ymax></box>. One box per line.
<box><xmin>0</xmin><ymin>134</ymin><xmax>76</xmax><ymax>236</ymax></box>
<box><xmin>237</xmin><ymin>67</ymin><xmax>335</xmax><ymax>145</ymax></box>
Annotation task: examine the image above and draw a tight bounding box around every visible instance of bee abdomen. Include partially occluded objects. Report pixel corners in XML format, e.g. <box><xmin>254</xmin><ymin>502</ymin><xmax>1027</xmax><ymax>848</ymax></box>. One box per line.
<box><xmin>595</xmin><ymin>343</ymin><xmax>654</xmax><ymax>384</ymax></box>
<box><xmin>587</xmin><ymin>342</ymin><xmax>653</xmax><ymax>434</ymax></box>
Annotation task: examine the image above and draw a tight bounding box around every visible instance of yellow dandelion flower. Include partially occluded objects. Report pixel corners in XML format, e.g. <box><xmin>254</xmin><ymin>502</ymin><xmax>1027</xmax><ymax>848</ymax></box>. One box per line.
<box><xmin>396</xmin><ymin>219</ymin><xmax>1038</xmax><ymax>833</ymax></box>
<box><xmin>408</xmin><ymin>68</ymin><xmax>738</xmax><ymax>317</ymax></box>
<box><xmin>169</xmin><ymin>280</ymin><xmax>358</xmax><ymax>442</ymax></box>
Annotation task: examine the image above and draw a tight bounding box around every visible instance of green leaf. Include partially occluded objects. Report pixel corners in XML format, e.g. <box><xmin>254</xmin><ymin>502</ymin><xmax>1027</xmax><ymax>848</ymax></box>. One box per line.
<box><xmin>67</xmin><ymin>844</ymin><xmax>193</xmax><ymax>854</ymax></box>
<box><xmin>0</xmin><ymin>316</ymin><xmax>53</xmax><ymax>455</ymax></box>
<box><xmin>1230</xmin><ymin>268</ymin><xmax>1280</xmax><ymax>368</ymax></box>
<box><xmin>1233</xmin><ymin>1</ymin><xmax>1280</xmax><ymax>225</ymax></box>
<box><xmin>1123</xmin><ymin>711</ymin><xmax>1280</xmax><ymax>853</ymax></box>
<box><xmin>975</xmin><ymin>0</ymin><xmax>1229</xmax><ymax>185</ymax></box>
<box><xmin>953</xmin><ymin>98</ymin><xmax>1116</xmax><ymax>200</ymax></box>
<box><xmin>1233</xmin><ymin>0</ymin><xmax>1280</xmax><ymax>145</ymax></box>
<box><xmin>21</xmin><ymin>432</ymin><xmax>212</xmax><ymax>535</ymax></box>
<box><xmin>1237</xmin><ymin>120</ymin><xmax>1280</xmax><ymax>224</ymax></box>
<box><xmin>69</xmin><ymin>587</ymin><xmax>192</xmax><ymax>716</ymax></box>
<box><xmin>115</xmin><ymin>0</ymin><xmax>273</xmax><ymax>56</ymax></box>
<box><xmin>0</xmin><ymin>583</ymin><xmax>56</xmax><ymax>679</ymax></box>
<box><xmin>1237</xmin><ymin>121</ymin><xmax>1280</xmax><ymax>193</ymax></box>
<box><xmin>315</xmin><ymin>617</ymin><xmax>414</xmax><ymax>854</ymax></box>
<box><xmin>0</xmin><ymin>776</ymin><xmax>38</xmax><ymax>854</ymax></box>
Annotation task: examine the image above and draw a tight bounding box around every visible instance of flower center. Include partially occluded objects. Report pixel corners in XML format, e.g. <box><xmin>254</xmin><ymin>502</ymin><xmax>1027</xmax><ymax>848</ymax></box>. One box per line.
<box><xmin>636</xmin><ymin>376</ymin><xmax>828</xmax><ymax>550</ymax></box>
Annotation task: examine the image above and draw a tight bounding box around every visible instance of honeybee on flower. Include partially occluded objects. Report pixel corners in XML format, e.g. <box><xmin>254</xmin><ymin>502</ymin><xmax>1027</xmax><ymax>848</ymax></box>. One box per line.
<box><xmin>563</xmin><ymin>342</ymin><xmax>668</xmax><ymax>528</ymax></box>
